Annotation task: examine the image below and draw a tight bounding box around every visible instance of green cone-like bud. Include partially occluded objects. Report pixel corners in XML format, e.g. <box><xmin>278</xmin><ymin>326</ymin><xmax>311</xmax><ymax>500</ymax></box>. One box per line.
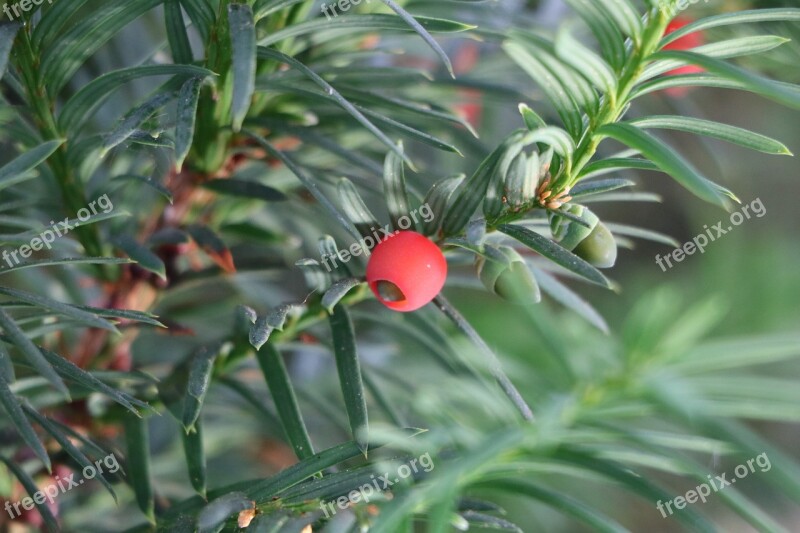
<box><xmin>477</xmin><ymin>246</ymin><xmax>540</xmax><ymax>304</ymax></box>
<box><xmin>573</xmin><ymin>222</ymin><xmax>617</xmax><ymax>268</ymax></box>
<box><xmin>549</xmin><ymin>204</ymin><xmax>599</xmax><ymax>251</ymax></box>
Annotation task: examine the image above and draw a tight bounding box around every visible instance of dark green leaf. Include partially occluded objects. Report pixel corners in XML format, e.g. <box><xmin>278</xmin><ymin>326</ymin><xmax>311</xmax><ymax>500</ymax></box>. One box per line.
<box><xmin>322</xmin><ymin>278</ymin><xmax>364</xmax><ymax>313</ymax></box>
<box><xmin>650</xmin><ymin>50</ymin><xmax>800</xmax><ymax>110</ymax></box>
<box><xmin>58</xmin><ymin>64</ymin><xmax>213</xmax><ymax>134</ymax></box>
<box><xmin>0</xmin><ymin>456</ymin><xmax>59</xmax><ymax>532</ymax></box>
<box><xmin>481</xmin><ymin>480</ymin><xmax>626</xmax><ymax>533</ymax></box>
<box><xmin>166</xmin><ymin>0</ymin><xmax>194</xmax><ymax>63</ymax></box>
<box><xmin>247</xmin><ymin>430</ymin><xmax>421</xmax><ymax>502</ymax></box>
<box><xmin>182</xmin><ymin>417</ymin><xmax>207</xmax><ymax>497</ymax></box>
<box><xmin>0</xmin><ymin>376</ymin><xmax>50</xmax><ymax>471</ymax></box>
<box><xmin>379</xmin><ymin>0</ymin><xmax>455</xmax><ymax>77</ymax></box>
<box><xmin>22</xmin><ymin>402</ymin><xmax>117</xmax><ymax>501</ymax></box>
<box><xmin>329</xmin><ymin>305</ymin><xmax>368</xmax><ymax>454</ymax></box>
<box><xmin>41</xmin><ymin>0</ymin><xmax>165</xmax><ymax>93</ymax></box>
<box><xmin>112</xmin><ymin>174</ymin><xmax>174</xmax><ymax>204</ymax></box>
<box><xmin>175</xmin><ymin>76</ymin><xmax>204</xmax><ymax>172</ymax></box>
<box><xmin>0</xmin><ymin>22</ymin><xmax>21</xmax><ymax>82</ymax></box>
<box><xmin>123</xmin><ymin>413</ymin><xmax>154</xmax><ymax>523</ymax></box>
<box><xmin>460</xmin><ymin>511</ymin><xmax>522</xmax><ymax>532</ymax></box>
<box><xmin>203</xmin><ymin>178</ymin><xmax>287</xmax><ymax>201</ymax></box>
<box><xmin>0</xmin><ymin>308</ymin><xmax>69</xmax><ymax>398</ymax></box>
<box><xmin>660</xmin><ymin>8</ymin><xmax>800</xmax><ymax>47</ymax></box>
<box><xmin>628</xmin><ymin>115</ymin><xmax>791</xmax><ymax>155</ymax></box>
<box><xmin>186</xmin><ymin>224</ymin><xmax>236</xmax><ymax>273</ymax></box>
<box><xmin>37</xmin><ymin>345</ymin><xmax>149</xmax><ymax>414</ymax></box>
<box><xmin>250</xmin><ymin>315</ymin><xmax>273</xmax><ymax>351</ymax></box>
<box><xmin>442</xmin><ymin>134</ymin><xmax>521</xmax><ymax>236</ymax></box>
<box><xmin>0</xmin><ymin>257</ymin><xmax>131</xmax><ymax>276</ymax></box>
<box><xmin>180</xmin><ymin>0</ymin><xmax>215</xmax><ymax>41</ymax></box>
<box><xmin>596</xmin><ymin>123</ymin><xmax>731</xmax><ymax>208</ymax></box>
<box><xmin>498</xmin><ymin>224</ymin><xmax>610</xmax><ymax>288</ymax></box>
<box><xmin>383</xmin><ymin>142</ymin><xmax>414</xmax><ymax>231</ymax></box>
<box><xmin>229</xmin><ymin>4</ymin><xmax>256</xmax><ymax>132</ymax></box>
<box><xmin>182</xmin><ymin>344</ymin><xmax>219</xmax><ymax>432</ymax></box>
<box><xmin>0</xmin><ymin>140</ymin><xmax>64</xmax><ymax>193</ymax></box>
<box><xmin>197</xmin><ymin>492</ymin><xmax>253</xmax><ymax>533</ymax></box>
<box><xmin>113</xmin><ymin>234</ymin><xmax>166</xmax><ymax>280</ymax></box>
<box><xmin>103</xmin><ymin>91</ymin><xmax>176</xmax><ymax>153</ymax></box>
<box><xmin>570</xmin><ymin>178</ymin><xmax>636</xmax><ymax>198</ymax></box>
<box><xmin>255</xmin><ymin>343</ymin><xmax>315</xmax><ymax>459</ymax></box>
<box><xmin>258</xmin><ymin>14</ymin><xmax>473</xmax><ymax>48</ymax></box>
<box><xmin>256</xmin><ymin>48</ymin><xmax>412</xmax><ymax>167</ymax></box>
<box><xmin>241</xmin><ymin>130</ymin><xmax>361</xmax><ymax>240</ymax></box>
<box><xmin>337</xmin><ymin>177</ymin><xmax>381</xmax><ymax>240</ymax></box>
<box><xmin>433</xmin><ymin>296</ymin><xmax>534</xmax><ymax>421</ymax></box>
<box><xmin>254</xmin><ymin>0</ymin><xmax>305</xmax><ymax>20</ymax></box>
<box><xmin>422</xmin><ymin>175</ymin><xmax>463</xmax><ymax>236</ymax></box>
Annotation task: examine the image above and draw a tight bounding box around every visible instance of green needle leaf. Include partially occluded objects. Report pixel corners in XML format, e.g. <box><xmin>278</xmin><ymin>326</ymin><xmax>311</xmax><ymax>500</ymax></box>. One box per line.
<box><xmin>182</xmin><ymin>417</ymin><xmax>207</xmax><ymax>498</ymax></box>
<box><xmin>198</xmin><ymin>493</ymin><xmax>253</xmax><ymax>533</ymax></box>
<box><xmin>123</xmin><ymin>412</ymin><xmax>155</xmax><ymax>523</ymax></box>
<box><xmin>0</xmin><ymin>376</ymin><xmax>51</xmax><ymax>471</ymax></box>
<box><xmin>113</xmin><ymin>234</ymin><xmax>167</xmax><ymax>281</ymax></box>
<box><xmin>329</xmin><ymin>304</ymin><xmax>369</xmax><ymax>454</ymax></box>
<box><xmin>229</xmin><ymin>3</ymin><xmax>257</xmax><ymax>132</ymax></box>
<box><xmin>165</xmin><ymin>0</ymin><xmax>194</xmax><ymax>64</ymax></box>
<box><xmin>0</xmin><ymin>456</ymin><xmax>59</xmax><ymax>532</ymax></box>
<box><xmin>628</xmin><ymin>115</ymin><xmax>791</xmax><ymax>155</ymax></box>
<box><xmin>175</xmin><ymin>76</ymin><xmax>205</xmax><ymax>172</ymax></box>
<box><xmin>182</xmin><ymin>344</ymin><xmax>219</xmax><ymax>433</ymax></box>
<box><xmin>0</xmin><ymin>140</ymin><xmax>64</xmax><ymax>193</ymax></box>
<box><xmin>255</xmin><ymin>343</ymin><xmax>315</xmax><ymax>460</ymax></box>
<box><xmin>0</xmin><ymin>22</ymin><xmax>21</xmax><ymax>82</ymax></box>
<box><xmin>22</xmin><ymin>403</ymin><xmax>117</xmax><ymax>502</ymax></box>
<box><xmin>498</xmin><ymin>224</ymin><xmax>611</xmax><ymax>288</ymax></box>
<box><xmin>379</xmin><ymin>0</ymin><xmax>455</xmax><ymax>77</ymax></box>
<box><xmin>0</xmin><ymin>308</ymin><xmax>69</xmax><ymax>398</ymax></box>
<box><xmin>595</xmin><ymin>123</ymin><xmax>731</xmax><ymax>208</ymax></box>
<box><xmin>651</xmin><ymin>50</ymin><xmax>800</xmax><ymax>111</ymax></box>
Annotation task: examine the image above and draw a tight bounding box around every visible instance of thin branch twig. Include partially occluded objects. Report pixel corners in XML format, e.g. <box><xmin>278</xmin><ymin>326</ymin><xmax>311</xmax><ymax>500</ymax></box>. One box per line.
<box><xmin>433</xmin><ymin>295</ymin><xmax>535</xmax><ymax>422</ymax></box>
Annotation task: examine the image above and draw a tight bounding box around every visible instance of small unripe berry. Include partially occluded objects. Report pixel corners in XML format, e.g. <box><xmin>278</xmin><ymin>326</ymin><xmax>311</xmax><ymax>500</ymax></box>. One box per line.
<box><xmin>573</xmin><ymin>222</ymin><xmax>617</xmax><ymax>268</ymax></box>
<box><xmin>477</xmin><ymin>246</ymin><xmax>540</xmax><ymax>304</ymax></box>
<box><xmin>366</xmin><ymin>231</ymin><xmax>447</xmax><ymax>312</ymax></box>
<box><xmin>550</xmin><ymin>205</ymin><xmax>617</xmax><ymax>268</ymax></box>
<box><xmin>550</xmin><ymin>204</ymin><xmax>599</xmax><ymax>250</ymax></box>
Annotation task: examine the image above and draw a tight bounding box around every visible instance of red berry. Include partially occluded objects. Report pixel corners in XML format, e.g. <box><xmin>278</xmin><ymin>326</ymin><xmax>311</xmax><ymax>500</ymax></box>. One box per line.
<box><xmin>365</xmin><ymin>231</ymin><xmax>447</xmax><ymax>312</ymax></box>
<box><xmin>663</xmin><ymin>17</ymin><xmax>705</xmax><ymax>95</ymax></box>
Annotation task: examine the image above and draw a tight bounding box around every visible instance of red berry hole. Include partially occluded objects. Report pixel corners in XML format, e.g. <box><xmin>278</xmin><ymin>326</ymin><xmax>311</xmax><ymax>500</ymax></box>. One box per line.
<box><xmin>373</xmin><ymin>280</ymin><xmax>406</xmax><ymax>303</ymax></box>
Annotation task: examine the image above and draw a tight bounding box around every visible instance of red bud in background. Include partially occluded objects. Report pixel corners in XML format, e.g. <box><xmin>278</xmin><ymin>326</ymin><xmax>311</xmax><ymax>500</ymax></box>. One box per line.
<box><xmin>663</xmin><ymin>16</ymin><xmax>705</xmax><ymax>96</ymax></box>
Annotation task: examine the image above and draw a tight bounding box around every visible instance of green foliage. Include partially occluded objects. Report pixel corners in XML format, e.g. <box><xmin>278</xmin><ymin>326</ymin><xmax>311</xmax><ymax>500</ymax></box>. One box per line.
<box><xmin>0</xmin><ymin>0</ymin><xmax>798</xmax><ymax>531</ymax></box>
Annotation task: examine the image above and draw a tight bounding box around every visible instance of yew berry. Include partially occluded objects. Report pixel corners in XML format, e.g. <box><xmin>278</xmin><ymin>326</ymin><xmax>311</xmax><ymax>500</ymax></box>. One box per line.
<box><xmin>573</xmin><ymin>222</ymin><xmax>617</xmax><ymax>269</ymax></box>
<box><xmin>663</xmin><ymin>16</ymin><xmax>705</xmax><ymax>96</ymax></box>
<box><xmin>365</xmin><ymin>231</ymin><xmax>447</xmax><ymax>312</ymax></box>
<box><xmin>550</xmin><ymin>205</ymin><xmax>617</xmax><ymax>269</ymax></box>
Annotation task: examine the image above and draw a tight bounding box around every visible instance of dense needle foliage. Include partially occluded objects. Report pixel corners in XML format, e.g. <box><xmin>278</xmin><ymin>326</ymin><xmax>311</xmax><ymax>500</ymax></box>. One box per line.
<box><xmin>0</xmin><ymin>0</ymin><xmax>799</xmax><ymax>531</ymax></box>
